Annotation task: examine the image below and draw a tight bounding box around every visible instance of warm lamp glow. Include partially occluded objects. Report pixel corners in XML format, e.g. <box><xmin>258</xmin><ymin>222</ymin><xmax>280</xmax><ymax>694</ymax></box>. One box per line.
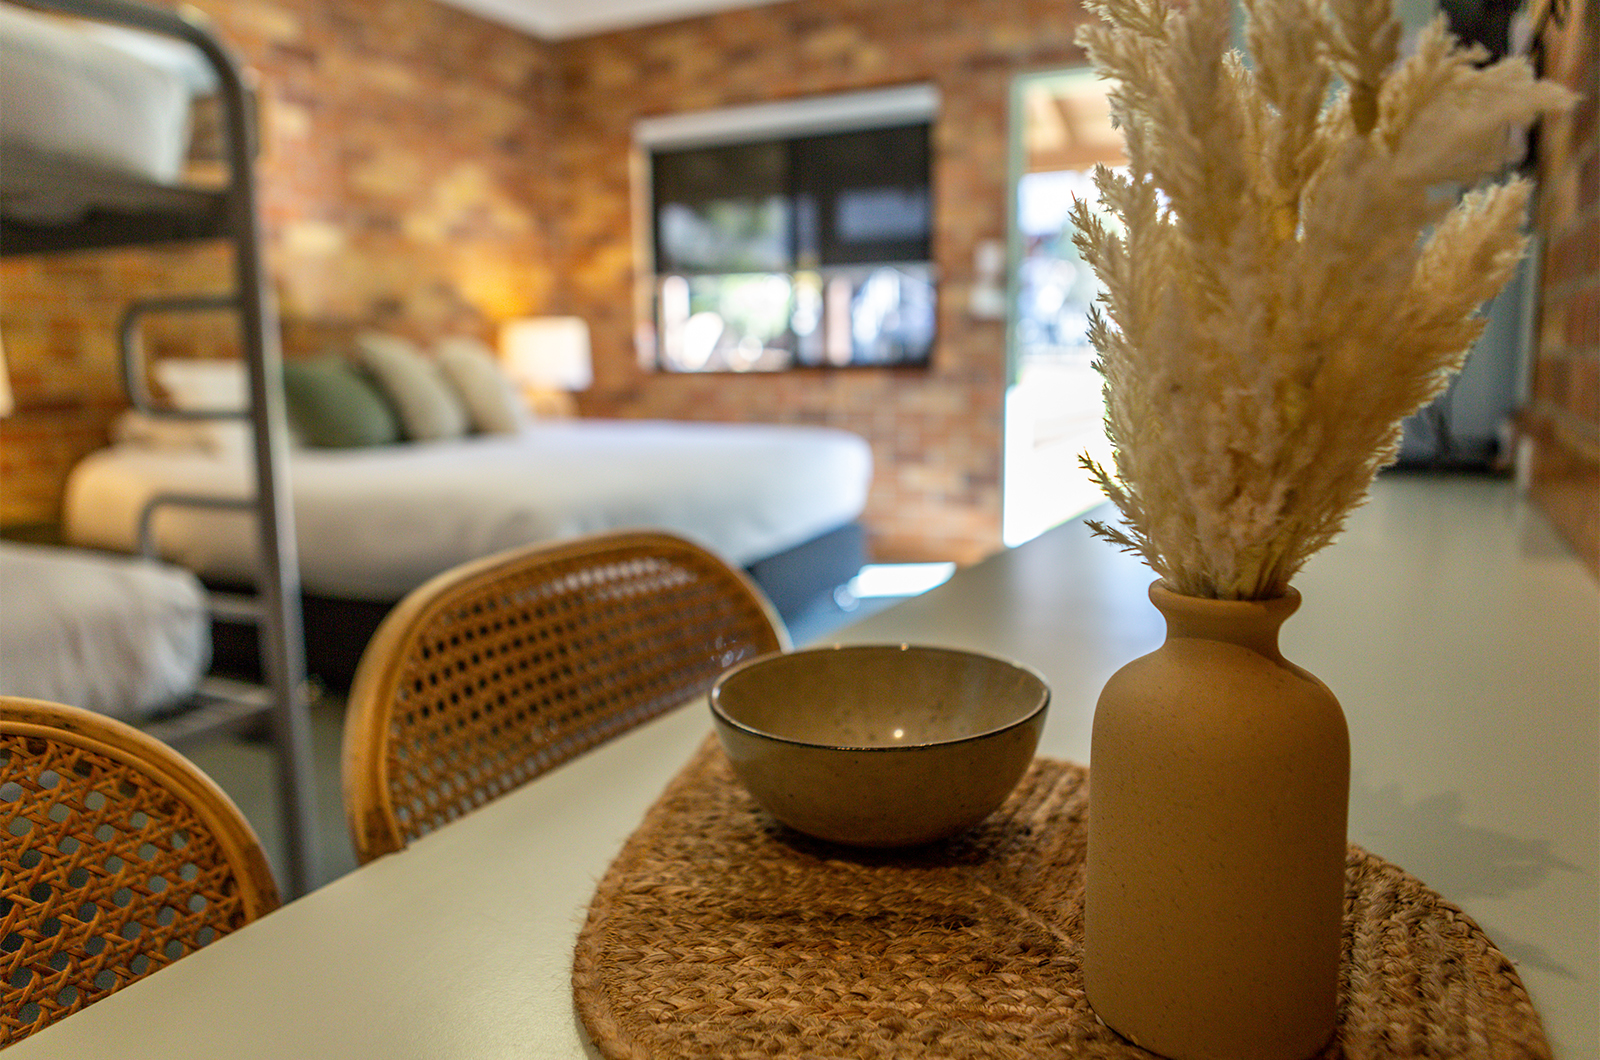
<box><xmin>500</xmin><ymin>317</ymin><xmax>593</xmax><ymax>392</ymax></box>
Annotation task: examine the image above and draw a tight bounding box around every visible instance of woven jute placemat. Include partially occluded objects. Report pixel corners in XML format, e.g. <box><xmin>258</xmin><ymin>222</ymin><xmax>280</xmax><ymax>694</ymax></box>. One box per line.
<box><xmin>573</xmin><ymin>737</ymin><xmax>1549</xmax><ymax>1059</ymax></box>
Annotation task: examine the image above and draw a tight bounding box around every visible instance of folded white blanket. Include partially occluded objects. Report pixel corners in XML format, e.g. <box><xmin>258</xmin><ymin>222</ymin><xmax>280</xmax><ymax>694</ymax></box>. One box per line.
<box><xmin>0</xmin><ymin>542</ymin><xmax>210</xmax><ymax>722</ymax></box>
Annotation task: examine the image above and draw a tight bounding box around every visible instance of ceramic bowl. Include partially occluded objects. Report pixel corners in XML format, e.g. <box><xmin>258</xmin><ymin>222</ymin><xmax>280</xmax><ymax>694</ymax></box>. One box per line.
<box><xmin>709</xmin><ymin>644</ymin><xmax>1050</xmax><ymax>847</ymax></box>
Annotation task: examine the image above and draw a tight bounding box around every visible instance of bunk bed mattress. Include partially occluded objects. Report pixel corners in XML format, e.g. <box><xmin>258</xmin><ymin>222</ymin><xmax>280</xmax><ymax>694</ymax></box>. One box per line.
<box><xmin>0</xmin><ymin>4</ymin><xmax>201</xmax><ymax>208</ymax></box>
<box><xmin>62</xmin><ymin>419</ymin><xmax>874</xmax><ymax>603</ymax></box>
<box><xmin>0</xmin><ymin>542</ymin><xmax>210</xmax><ymax>723</ymax></box>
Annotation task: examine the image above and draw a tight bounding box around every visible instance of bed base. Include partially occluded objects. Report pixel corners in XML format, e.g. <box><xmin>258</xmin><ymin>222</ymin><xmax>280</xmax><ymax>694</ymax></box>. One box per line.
<box><xmin>210</xmin><ymin>523</ymin><xmax>866</xmax><ymax>691</ymax></box>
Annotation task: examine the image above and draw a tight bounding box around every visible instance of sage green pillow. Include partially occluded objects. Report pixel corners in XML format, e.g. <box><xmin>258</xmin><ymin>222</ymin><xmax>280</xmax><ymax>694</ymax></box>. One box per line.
<box><xmin>281</xmin><ymin>356</ymin><xmax>401</xmax><ymax>448</ymax></box>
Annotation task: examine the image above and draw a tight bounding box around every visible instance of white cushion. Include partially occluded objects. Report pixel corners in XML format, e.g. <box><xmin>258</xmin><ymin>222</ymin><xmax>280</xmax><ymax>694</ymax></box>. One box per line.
<box><xmin>436</xmin><ymin>337</ymin><xmax>530</xmax><ymax>434</ymax></box>
<box><xmin>352</xmin><ymin>332</ymin><xmax>468</xmax><ymax>441</ymax></box>
<box><xmin>152</xmin><ymin>358</ymin><xmax>248</xmax><ymax>412</ymax></box>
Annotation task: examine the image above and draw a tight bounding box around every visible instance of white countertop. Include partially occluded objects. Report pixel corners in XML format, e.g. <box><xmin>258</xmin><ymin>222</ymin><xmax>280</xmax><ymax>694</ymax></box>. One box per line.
<box><xmin>12</xmin><ymin>473</ymin><xmax>1597</xmax><ymax>1057</ymax></box>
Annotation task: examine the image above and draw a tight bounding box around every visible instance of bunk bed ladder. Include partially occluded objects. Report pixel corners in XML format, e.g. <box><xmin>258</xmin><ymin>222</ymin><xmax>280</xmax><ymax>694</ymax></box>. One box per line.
<box><xmin>18</xmin><ymin>0</ymin><xmax>321</xmax><ymax>897</ymax></box>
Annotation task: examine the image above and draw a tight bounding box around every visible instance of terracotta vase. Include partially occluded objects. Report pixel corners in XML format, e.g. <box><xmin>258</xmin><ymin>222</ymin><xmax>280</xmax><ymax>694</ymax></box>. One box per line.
<box><xmin>1083</xmin><ymin>581</ymin><xmax>1349</xmax><ymax>1060</ymax></box>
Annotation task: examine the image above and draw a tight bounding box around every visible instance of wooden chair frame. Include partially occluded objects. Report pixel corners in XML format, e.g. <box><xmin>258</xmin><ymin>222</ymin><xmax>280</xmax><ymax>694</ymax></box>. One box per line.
<box><xmin>1</xmin><ymin>696</ymin><xmax>279</xmax><ymax>1045</ymax></box>
<box><xmin>342</xmin><ymin>530</ymin><xmax>788</xmax><ymax>864</ymax></box>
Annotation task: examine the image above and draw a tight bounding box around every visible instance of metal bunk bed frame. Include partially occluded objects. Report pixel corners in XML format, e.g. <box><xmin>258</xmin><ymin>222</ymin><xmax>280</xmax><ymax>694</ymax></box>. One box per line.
<box><xmin>2</xmin><ymin>0</ymin><xmax>319</xmax><ymax>896</ymax></box>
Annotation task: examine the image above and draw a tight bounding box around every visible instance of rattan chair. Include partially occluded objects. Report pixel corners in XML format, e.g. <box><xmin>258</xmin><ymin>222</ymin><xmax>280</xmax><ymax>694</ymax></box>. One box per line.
<box><xmin>1</xmin><ymin>696</ymin><xmax>280</xmax><ymax>1045</ymax></box>
<box><xmin>342</xmin><ymin>530</ymin><xmax>788</xmax><ymax>864</ymax></box>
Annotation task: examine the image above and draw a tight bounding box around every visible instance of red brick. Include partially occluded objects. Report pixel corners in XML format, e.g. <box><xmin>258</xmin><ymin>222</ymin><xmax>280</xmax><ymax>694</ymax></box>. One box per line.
<box><xmin>1530</xmin><ymin>3</ymin><xmax>1599</xmax><ymax>567</ymax></box>
<box><xmin>1567</xmin><ymin>355</ymin><xmax>1600</xmax><ymax>423</ymax></box>
<box><xmin>1581</xmin><ymin>149</ymin><xmax>1600</xmax><ymax>214</ymax></box>
<box><xmin>1567</xmin><ymin>285</ymin><xmax>1600</xmax><ymax>349</ymax></box>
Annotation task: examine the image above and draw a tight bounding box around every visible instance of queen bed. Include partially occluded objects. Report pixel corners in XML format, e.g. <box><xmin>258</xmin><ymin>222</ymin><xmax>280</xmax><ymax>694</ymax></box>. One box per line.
<box><xmin>63</xmin><ymin>415</ymin><xmax>874</xmax><ymax>683</ymax></box>
<box><xmin>65</xmin><ymin>418</ymin><xmax>872</xmax><ymax>602</ymax></box>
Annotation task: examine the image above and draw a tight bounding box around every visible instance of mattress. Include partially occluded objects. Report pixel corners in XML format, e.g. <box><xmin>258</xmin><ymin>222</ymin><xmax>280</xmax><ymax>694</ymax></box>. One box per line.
<box><xmin>63</xmin><ymin>419</ymin><xmax>874</xmax><ymax>603</ymax></box>
<box><xmin>0</xmin><ymin>2</ymin><xmax>210</xmax><ymax>221</ymax></box>
<box><xmin>0</xmin><ymin>542</ymin><xmax>211</xmax><ymax>722</ymax></box>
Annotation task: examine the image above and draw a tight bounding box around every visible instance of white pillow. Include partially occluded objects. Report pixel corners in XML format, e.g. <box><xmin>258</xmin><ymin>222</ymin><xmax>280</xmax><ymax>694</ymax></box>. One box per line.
<box><xmin>152</xmin><ymin>358</ymin><xmax>249</xmax><ymax>412</ymax></box>
<box><xmin>352</xmin><ymin>332</ymin><xmax>468</xmax><ymax>441</ymax></box>
<box><xmin>435</xmin><ymin>337</ymin><xmax>530</xmax><ymax>434</ymax></box>
<box><xmin>113</xmin><ymin>410</ymin><xmax>250</xmax><ymax>456</ymax></box>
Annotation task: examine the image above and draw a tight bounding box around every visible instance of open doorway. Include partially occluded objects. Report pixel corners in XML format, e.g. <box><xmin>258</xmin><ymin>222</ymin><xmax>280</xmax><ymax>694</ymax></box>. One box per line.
<box><xmin>1002</xmin><ymin>68</ymin><xmax>1127</xmax><ymax>547</ymax></box>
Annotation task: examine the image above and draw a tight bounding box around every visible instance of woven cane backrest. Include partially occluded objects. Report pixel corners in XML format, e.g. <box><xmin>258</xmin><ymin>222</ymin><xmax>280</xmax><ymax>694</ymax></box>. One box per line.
<box><xmin>343</xmin><ymin>530</ymin><xmax>787</xmax><ymax>864</ymax></box>
<box><xmin>1</xmin><ymin>697</ymin><xmax>279</xmax><ymax>1045</ymax></box>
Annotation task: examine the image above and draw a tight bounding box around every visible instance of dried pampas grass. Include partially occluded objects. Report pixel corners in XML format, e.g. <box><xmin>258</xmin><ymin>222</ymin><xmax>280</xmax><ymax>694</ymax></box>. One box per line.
<box><xmin>1074</xmin><ymin>0</ymin><xmax>1573</xmax><ymax>599</ymax></box>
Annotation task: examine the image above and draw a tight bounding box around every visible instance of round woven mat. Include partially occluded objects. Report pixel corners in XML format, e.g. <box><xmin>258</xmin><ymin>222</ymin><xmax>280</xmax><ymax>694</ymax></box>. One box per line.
<box><xmin>573</xmin><ymin>737</ymin><xmax>1549</xmax><ymax>1059</ymax></box>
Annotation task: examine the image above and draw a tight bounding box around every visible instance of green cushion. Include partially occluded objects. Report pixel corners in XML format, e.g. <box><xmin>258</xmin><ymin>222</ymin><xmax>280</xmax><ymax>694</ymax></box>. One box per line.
<box><xmin>281</xmin><ymin>356</ymin><xmax>401</xmax><ymax>448</ymax></box>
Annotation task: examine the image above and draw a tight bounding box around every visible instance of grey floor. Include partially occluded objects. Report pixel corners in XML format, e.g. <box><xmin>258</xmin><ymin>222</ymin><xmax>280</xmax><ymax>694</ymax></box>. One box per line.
<box><xmin>185</xmin><ymin>691</ymin><xmax>361</xmax><ymax>891</ymax></box>
<box><xmin>190</xmin><ymin>591</ymin><xmax>905</xmax><ymax>893</ymax></box>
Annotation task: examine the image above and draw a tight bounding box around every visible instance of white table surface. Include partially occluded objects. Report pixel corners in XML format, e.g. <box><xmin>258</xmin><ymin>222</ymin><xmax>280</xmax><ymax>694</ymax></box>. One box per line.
<box><xmin>13</xmin><ymin>474</ymin><xmax>1597</xmax><ymax>1058</ymax></box>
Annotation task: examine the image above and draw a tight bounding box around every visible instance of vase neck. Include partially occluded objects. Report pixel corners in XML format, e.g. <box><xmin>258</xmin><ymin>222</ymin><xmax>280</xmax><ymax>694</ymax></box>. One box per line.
<box><xmin>1148</xmin><ymin>582</ymin><xmax>1300</xmax><ymax>662</ymax></box>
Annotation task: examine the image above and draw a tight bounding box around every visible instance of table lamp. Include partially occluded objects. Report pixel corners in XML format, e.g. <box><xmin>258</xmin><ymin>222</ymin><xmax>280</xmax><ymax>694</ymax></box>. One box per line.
<box><xmin>500</xmin><ymin>316</ymin><xmax>592</xmax><ymax>418</ymax></box>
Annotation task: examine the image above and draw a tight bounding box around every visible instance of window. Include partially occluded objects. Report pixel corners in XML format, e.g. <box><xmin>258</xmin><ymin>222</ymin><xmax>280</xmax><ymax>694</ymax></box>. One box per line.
<box><xmin>638</xmin><ymin>87</ymin><xmax>938</xmax><ymax>373</ymax></box>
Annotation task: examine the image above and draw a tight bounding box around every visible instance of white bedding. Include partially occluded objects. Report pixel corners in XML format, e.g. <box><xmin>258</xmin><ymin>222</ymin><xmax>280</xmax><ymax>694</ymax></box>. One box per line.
<box><xmin>63</xmin><ymin>419</ymin><xmax>873</xmax><ymax>602</ymax></box>
<box><xmin>0</xmin><ymin>542</ymin><xmax>210</xmax><ymax>722</ymax></box>
<box><xmin>0</xmin><ymin>2</ymin><xmax>210</xmax><ymax>219</ymax></box>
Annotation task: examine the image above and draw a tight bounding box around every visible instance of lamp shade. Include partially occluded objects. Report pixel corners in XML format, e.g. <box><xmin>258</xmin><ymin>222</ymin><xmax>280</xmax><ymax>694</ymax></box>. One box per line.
<box><xmin>500</xmin><ymin>317</ymin><xmax>593</xmax><ymax>392</ymax></box>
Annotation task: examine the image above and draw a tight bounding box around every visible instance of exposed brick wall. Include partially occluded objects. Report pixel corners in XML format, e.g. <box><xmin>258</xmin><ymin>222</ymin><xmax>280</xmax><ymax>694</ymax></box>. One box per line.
<box><xmin>554</xmin><ymin>0</ymin><xmax>1094</xmax><ymax>563</ymax></box>
<box><xmin>1</xmin><ymin>0</ymin><xmax>559</xmax><ymax>524</ymax></box>
<box><xmin>1528</xmin><ymin>0</ymin><xmax>1598</xmax><ymax>578</ymax></box>
<box><xmin>0</xmin><ymin>242</ymin><xmax>235</xmax><ymax>522</ymax></box>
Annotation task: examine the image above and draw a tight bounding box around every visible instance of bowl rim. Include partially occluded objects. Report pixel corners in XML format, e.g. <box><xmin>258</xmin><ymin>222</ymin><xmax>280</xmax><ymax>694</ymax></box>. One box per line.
<box><xmin>709</xmin><ymin>642</ymin><xmax>1050</xmax><ymax>753</ymax></box>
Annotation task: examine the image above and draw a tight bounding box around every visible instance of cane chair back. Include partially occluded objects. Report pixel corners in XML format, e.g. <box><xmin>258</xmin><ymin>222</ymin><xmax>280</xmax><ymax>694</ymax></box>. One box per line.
<box><xmin>1</xmin><ymin>697</ymin><xmax>279</xmax><ymax>1045</ymax></box>
<box><xmin>343</xmin><ymin>530</ymin><xmax>788</xmax><ymax>864</ymax></box>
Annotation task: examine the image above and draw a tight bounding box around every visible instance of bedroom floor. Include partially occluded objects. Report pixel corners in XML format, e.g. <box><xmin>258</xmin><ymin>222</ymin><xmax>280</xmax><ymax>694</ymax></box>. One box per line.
<box><xmin>190</xmin><ymin>586</ymin><xmax>906</xmax><ymax>891</ymax></box>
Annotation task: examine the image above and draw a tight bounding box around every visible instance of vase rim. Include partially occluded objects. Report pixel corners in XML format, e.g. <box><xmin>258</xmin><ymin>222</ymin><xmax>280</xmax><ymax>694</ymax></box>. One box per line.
<box><xmin>1149</xmin><ymin>580</ymin><xmax>1301</xmax><ymax>612</ymax></box>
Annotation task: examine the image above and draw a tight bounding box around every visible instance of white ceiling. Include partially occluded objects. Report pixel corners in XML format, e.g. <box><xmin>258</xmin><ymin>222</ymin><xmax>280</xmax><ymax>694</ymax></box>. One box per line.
<box><xmin>434</xmin><ymin>0</ymin><xmax>780</xmax><ymax>40</ymax></box>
